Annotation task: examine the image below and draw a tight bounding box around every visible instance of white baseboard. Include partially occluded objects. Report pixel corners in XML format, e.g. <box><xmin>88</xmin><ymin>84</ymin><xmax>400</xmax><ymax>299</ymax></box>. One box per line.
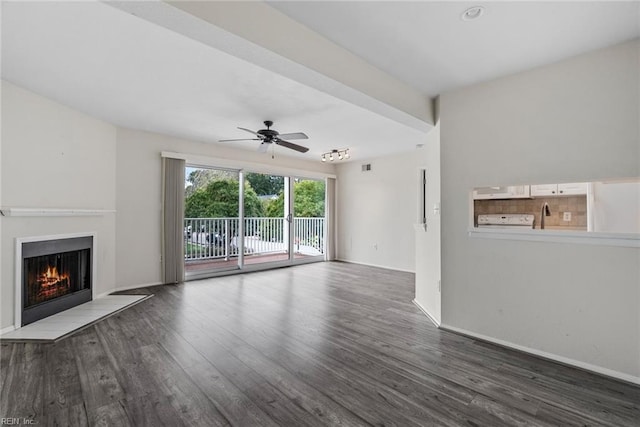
<box><xmin>0</xmin><ymin>325</ymin><xmax>16</xmax><ymax>335</ymax></box>
<box><xmin>96</xmin><ymin>282</ymin><xmax>162</xmax><ymax>299</ymax></box>
<box><xmin>335</xmin><ymin>258</ymin><xmax>415</xmax><ymax>274</ymax></box>
<box><xmin>439</xmin><ymin>323</ymin><xmax>640</xmax><ymax>386</ymax></box>
<box><xmin>412</xmin><ymin>299</ymin><xmax>440</xmax><ymax>327</ymax></box>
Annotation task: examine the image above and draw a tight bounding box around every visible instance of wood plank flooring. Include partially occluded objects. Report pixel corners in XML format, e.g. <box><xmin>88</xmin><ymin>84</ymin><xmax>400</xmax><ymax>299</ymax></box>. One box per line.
<box><xmin>1</xmin><ymin>262</ymin><xmax>638</xmax><ymax>426</ymax></box>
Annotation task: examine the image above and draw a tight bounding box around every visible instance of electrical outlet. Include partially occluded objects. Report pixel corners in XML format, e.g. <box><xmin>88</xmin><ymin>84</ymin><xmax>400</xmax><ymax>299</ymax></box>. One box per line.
<box><xmin>563</xmin><ymin>212</ymin><xmax>572</xmax><ymax>222</ymax></box>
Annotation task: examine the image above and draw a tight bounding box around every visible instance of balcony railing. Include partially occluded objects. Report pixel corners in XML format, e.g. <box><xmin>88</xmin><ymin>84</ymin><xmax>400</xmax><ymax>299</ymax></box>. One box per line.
<box><xmin>184</xmin><ymin>217</ymin><xmax>324</xmax><ymax>262</ymax></box>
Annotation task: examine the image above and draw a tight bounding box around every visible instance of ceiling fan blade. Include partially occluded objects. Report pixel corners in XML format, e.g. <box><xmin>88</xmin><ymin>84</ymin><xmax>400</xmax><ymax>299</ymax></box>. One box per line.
<box><xmin>275</xmin><ymin>138</ymin><xmax>309</xmax><ymax>153</ymax></box>
<box><xmin>218</xmin><ymin>138</ymin><xmax>261</xmax><ymax>142</ymax></box>
<box><xmin>277</xmin><ymin>132</ymin><xmax>308</xmax><ymax>140</ymax></box>
<box><xmin>238</xmin><ymin>127</ymin><xmax>261</xmax><ymax>136</ymax></box>
<box><xmin>257</xmin><ymin>142</ymin><xmax>269</xmax><ymax>153</ymax></box>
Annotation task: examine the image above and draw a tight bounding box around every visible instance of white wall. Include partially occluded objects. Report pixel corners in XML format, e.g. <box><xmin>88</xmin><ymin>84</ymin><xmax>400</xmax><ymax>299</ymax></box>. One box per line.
<box><xmin>1</xmin><ymin>81</ymin><xmax>117</xmax><ymax>329</ymax></box>
<box><xmin>414</xmin><ymin>122</ymin><xmax>441</xmax><ymax>324</ymax></box>
<box><xmin>335</xmin><ymin>149</ymin><xmax>425</xmax><ymax>272</ymax></box>
<box><xmin>115</xmin><ymin>128</ymin><xmax>335</xmax><ymax>289</ymax></box>
<box><xmin>440</xmin><ymin>40</ymin><xmax>640</xmax><ymax>381</ymax></box>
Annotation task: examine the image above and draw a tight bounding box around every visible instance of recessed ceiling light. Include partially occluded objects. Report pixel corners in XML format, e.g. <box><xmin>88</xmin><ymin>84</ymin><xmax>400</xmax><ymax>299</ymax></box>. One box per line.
<box><xmin>461</xmin><ymin>6</ymin><xmax>484</xmax><ymax>21</ymax></box>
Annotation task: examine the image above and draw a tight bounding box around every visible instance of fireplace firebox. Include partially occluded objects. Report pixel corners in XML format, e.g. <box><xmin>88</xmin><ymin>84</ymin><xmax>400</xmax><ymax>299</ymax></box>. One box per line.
<box><xmin>20</xmin><ymin>236</ymin><xmax>93</xmax><ymax>326</ymax></box>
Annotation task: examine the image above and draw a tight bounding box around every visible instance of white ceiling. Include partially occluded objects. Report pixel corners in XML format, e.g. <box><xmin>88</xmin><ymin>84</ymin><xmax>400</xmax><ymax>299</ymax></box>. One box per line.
<box><xmin>269</xmin><ymin>1</ymin><xmax>640</xmax><ymax>97</ymax></box>
<box><xmin>2</xmin><ymin>1</ymin><xmax>638</xmax><ymax>163</ymax></box>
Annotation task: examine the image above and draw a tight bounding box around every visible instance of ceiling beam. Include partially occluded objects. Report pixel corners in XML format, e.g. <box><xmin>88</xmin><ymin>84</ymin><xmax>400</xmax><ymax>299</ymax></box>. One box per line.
<box><xmin>107</xmin><ymin>1</ymin><xmax>433</xmax><ymax>132</ymax></box>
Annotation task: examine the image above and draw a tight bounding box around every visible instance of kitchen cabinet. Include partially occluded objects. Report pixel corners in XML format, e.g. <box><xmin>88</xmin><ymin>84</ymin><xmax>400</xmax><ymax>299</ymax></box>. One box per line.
<box><xmin>558</xmin><ymin>182</ymin><xmax>588</xmax><ymax>195</ymax></box>
<box><xmin>530</xmin><ymin>184</ymin><xmax>557</xmax><ymax>196</ymax></box>
<box><xmin>531</xmin><ymin>182</ymin><xmax>587</xmax><ymax>196</ymax></box>
<box><xmin>473</xmin><ymin>185</ymin><xmax>530</xmax><ymax>200</ymax></box>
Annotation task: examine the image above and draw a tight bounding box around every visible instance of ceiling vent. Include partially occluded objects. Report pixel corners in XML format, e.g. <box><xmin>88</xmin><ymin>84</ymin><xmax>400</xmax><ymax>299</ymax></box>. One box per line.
<box><xmin>361</xmin><ymin>164</ymin><xmax>372</xmax><ymax>172</ymax></box>
<box><xmin>461</xmin><ymin>6</ymin><xmax>484</xmax><ymax>21</ymax></box>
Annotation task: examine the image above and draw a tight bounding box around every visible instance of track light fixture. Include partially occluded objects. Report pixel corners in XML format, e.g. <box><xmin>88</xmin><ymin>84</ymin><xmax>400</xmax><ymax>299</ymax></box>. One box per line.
<box><xmin>321</xmin><ymin>148</ymin><xmax>349</xmax><ymax>162</ymax></box>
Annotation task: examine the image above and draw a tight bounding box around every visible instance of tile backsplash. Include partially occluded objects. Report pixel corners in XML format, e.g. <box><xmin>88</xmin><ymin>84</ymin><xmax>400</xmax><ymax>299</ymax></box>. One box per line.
<box><xmin>474</xmin><ymin>196</ymin><xmax>587</xmax><ymax>230</ymax></box>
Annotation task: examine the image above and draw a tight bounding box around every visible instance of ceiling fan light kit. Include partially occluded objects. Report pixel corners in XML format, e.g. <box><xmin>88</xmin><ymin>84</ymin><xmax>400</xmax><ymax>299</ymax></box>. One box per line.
<box><xmin>321</xmin><ymin>149</ymin><xmax>349</xmax><ymax>162</ymax></box>
<box><xmin>219</xmin><ymin>120</ymin><xmax>309</xmax><ymax>153</ymax></box>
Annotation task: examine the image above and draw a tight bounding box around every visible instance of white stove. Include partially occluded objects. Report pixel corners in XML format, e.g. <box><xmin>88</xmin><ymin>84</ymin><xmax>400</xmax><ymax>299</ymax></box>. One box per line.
<box><xmin>477</xmin><ymin>214</ymin><xmax>535</xmax><ymax>229</ymax></box>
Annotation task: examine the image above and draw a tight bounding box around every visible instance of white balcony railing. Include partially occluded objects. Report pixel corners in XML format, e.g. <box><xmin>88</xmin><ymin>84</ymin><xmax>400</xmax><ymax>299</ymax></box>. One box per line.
<box><xmin>184</xmin><ymin>217</ymin><xmax>324</xmax><ymax>262</ymax></box>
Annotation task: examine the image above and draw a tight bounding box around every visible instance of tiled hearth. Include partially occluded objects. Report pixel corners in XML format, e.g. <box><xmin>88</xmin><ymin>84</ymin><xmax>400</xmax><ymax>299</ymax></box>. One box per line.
<box><xmin>1</xmin><ymin>294</ymin><xmax>150</xmax><ymax>342</ymax></box>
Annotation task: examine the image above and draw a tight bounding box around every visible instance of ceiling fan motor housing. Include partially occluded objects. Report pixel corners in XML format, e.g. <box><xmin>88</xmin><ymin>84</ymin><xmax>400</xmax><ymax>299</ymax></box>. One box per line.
<box><xmin>257</xmin><ymin>120</ymin><xmax>278</xmax><ymax>141</ymax></box>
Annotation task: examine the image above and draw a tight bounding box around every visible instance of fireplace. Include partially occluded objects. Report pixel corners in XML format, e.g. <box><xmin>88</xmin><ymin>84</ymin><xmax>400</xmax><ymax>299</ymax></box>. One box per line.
<box><xmin>19</xmin><ymin>235</ymin><xmax>93</xmax><ymax>326</ymax></box>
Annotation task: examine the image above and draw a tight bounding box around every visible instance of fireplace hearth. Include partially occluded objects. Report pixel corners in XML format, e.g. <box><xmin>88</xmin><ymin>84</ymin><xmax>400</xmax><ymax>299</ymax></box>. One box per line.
<box><xmin>19</xmin><ymin>235</ymin><xmax>93</xmax><ymax>326</ymax></box>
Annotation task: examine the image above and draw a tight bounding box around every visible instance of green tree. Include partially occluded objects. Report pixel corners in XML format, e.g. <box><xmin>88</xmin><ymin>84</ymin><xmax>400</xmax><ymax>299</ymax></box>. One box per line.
<box><xmin>185</xmin><ymin>179</ymin><xmax>264</xmax><ymax>218</ymax></box>
<box><xmin>265</xmin><ymin>180</ymin><xmax>325</xmax><ymax>218</ymax></box>
<box><xmin>185</xmin><ymin>169</ymin><xmax>236</xmax><ymax>197</ymax></box>
<box><xmin>265</xmin><ymin>192</ymin><xmax>285</xmax><ymax>217</ymax></box>
<box><xmin>294</xmin><ymin>180</ymin><xmax>325</xmax><ymax>217</ymax></box>
<box><xmin>245</xmin><ymin>173</ymin><xmax>284</xmax><ymax>196</ymax></box>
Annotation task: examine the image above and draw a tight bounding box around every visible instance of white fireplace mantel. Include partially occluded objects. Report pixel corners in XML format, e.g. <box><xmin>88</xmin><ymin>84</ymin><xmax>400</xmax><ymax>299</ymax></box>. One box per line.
<box><xmin>1</xmin><ymin>208</ymin><xmax>115</xmax><ymax>217</ymax></box>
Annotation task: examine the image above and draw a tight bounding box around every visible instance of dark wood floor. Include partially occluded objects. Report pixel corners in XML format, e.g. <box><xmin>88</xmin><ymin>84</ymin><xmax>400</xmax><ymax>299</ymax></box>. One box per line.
<box><xmin>1</xmin><ymin>262</ymin><xmax>638</xmax><ymax>426</ymax></box>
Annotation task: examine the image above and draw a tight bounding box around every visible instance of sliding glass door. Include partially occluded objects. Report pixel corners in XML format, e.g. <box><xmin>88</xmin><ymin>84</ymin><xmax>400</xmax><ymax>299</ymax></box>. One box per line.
<box><xmin>243</xmin><ymin>172</ymin><xmax>290</xmax><ymax>267</ymax></box>
<box><xmin>184</xmin><ymin>166</ymin><xmax>241</xmax><ymax>275</ymax></box>
<box><xmin>292</xmin><ymin>177</ymin><xmax>326</xmax><ymax>264</ymax></box>
<box><xmin>184</xmin><ymin>166</ymin><xmax>326</xmax><ymax>279</ymax></box>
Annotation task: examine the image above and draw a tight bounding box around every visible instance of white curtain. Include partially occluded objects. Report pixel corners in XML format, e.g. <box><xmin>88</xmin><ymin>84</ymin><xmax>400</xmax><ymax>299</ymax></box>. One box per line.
<box><xmin>325</xmin><ymin>177</ymin><xmax>337</xmax><ymax>261</ymax></box>
<box><xmin>162</xmin><ymin>158</ymin><xmax>185</xmax><ymax>283</ymax></box>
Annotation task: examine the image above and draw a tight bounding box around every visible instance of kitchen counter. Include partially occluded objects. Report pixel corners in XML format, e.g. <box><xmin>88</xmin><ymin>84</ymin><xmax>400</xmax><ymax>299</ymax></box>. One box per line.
<box><xmin>536</xmin><ymin>225</ymin><xmax>588</xmax><ymax>231</ymax></box>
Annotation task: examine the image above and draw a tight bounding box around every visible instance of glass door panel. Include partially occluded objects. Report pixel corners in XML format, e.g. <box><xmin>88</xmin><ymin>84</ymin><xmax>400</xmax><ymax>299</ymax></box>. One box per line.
<box><xmin>292</xmin><ymin>177</ymin><xmax>326</xmax><ymax>263</ymax></box>
<box><xmin>242</xmin><ymin>172</ymin><xmax>290</xmax><ymax>266</ymax></box>
<box><xmin>184</xmin><ymin>166</ymin><xmax>241</xmax><ymax>277</ymax></box>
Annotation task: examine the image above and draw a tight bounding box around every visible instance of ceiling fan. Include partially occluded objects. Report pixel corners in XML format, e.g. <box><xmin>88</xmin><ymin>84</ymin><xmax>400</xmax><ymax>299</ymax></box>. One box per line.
<box><xmin>219</xmin><ymin>120</ymin><xmax>309</xmax><ymax>153</ymax></box>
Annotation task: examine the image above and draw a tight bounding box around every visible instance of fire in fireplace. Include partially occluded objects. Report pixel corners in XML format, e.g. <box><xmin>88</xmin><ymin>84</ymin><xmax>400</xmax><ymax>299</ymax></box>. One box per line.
<box><xmin>20</xmin><ymin>235</ymin><xmax>93</xmax><ymax>326</ymax></box>
<box><xmin>24</xmin><ymin>251</ymin><xmax>87</xmax><ymax>307</ymax></box>
<box><xmin>37</xmin><ymin>265</ymin><xmax>70</xmax><ymax>300</ymax></box>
